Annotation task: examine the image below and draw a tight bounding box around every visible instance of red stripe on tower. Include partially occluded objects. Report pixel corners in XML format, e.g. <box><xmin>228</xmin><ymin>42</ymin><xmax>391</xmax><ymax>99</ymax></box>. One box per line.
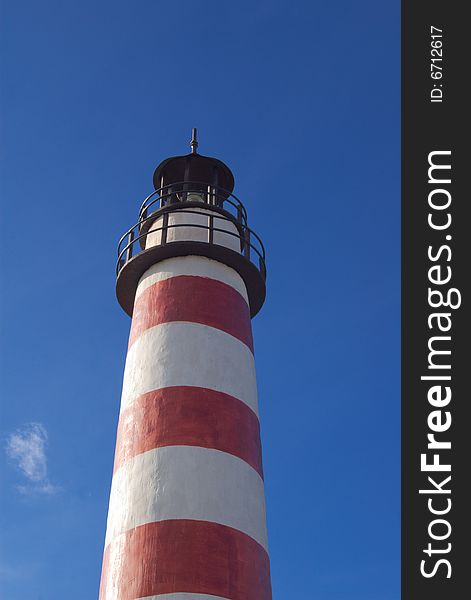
<box><xmin>100</xmin><ymin>520</ymin><xmax>271</xmax><ymax>600</ymax></box>
<box><xmin>113</xmin><ymin>386</ymin><xmax>264</xmax><ymax>477</ymax></box>
<box><xmin>129</xmin><ymin>274</ymin><xmax>254</xmax><ymax>351</ymax></box>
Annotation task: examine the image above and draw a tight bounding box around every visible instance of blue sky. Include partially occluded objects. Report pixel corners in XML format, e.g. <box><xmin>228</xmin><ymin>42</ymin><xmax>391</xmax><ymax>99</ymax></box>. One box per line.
<box><xmin>0</xmin><ymin>1</ymin><xmax>399</xmax><ymax>598</ymax></box>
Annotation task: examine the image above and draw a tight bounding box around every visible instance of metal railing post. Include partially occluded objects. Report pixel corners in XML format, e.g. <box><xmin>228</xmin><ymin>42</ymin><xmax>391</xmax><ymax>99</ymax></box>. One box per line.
<box><xmin>259</xmin><ymin>257</ymin><xmax>266</xmax><ymax>280</ymax></box>
<box><xmin>244</xmin><ymin>229</ymin><xmax>250</xmax><ymax>259</ymax></box>
<box><xmin>125</xmin><ymin>229</ymin><xmax>134</xmax><ymax>263</ymax></box>
<box><xmin>161</xmin><ymin>212</ymin><xmax>169</xmax><ymax>245</ymax></box>
<box><xmin>208</xmin><ymin>214</ymin><xmax>214</xmax><ymax>244</ymax></box>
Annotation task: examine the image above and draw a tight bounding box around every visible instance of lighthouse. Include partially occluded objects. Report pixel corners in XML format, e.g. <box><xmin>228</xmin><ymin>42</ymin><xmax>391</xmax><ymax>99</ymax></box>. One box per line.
<box><xmin>99</xmin><ymin>131</ymin><xmax>272</xmax><ymax>600</ymax></box>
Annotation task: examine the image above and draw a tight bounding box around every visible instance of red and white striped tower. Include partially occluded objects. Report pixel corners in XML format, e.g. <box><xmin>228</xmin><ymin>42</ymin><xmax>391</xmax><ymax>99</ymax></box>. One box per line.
<box><xmin>99</xmin><ymin>131</ymin><xmax>271</xmax><ymax>600</ymax></box>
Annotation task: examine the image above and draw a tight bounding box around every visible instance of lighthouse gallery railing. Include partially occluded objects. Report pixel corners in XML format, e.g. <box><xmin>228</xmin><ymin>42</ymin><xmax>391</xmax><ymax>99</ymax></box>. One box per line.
<box><xmin>117</xmin><ymin>183</ymin><xmax>266</xmax><ymax>281</ymax></box>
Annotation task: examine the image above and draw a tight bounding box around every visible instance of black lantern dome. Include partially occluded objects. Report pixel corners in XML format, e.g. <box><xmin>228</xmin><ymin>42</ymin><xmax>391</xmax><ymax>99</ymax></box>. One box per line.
<box><xmin>152</xmin><ymin>129</ymin><xmax>235</xmax><ymax>201</ymax></box>
<box><xmin>116</xmin><ymin>130</ymin><xmax>266</xmax><ymax>318</ymax></box>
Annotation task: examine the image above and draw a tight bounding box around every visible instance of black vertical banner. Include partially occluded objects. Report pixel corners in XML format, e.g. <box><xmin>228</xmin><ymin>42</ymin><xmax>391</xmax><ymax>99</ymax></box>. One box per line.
<box><xmin>403</xmin><ymin>3</ymin><xmax>470</xmax><ymax>600</ymax></box>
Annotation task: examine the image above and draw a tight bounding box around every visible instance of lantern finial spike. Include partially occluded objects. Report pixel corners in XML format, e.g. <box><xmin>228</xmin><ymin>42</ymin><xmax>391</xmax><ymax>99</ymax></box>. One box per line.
<box><xmin>190</xmin><ymin>128</ymin><xmax>198</xmax><ymax>154</ymax></box>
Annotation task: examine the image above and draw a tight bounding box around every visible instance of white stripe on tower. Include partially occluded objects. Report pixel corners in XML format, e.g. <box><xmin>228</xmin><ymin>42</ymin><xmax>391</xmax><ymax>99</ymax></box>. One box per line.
<box><xmin>100</xmin><ymin>256</ymin><xmax>271</xmax><ymax>600</ymax></box>
<box><xmin>135</xmin><ymin>255</ymin><xmax>249</xmax><ymax>302</ymax></box>
<box><xmin>105</xmin><ymin>445</ymin><xmax>268</xmax><ymax>549</ymax></box>
<box><xmin>120</xmin><ymin>321</ymin><xmax>258</xmax><ymax>415</ymax></box>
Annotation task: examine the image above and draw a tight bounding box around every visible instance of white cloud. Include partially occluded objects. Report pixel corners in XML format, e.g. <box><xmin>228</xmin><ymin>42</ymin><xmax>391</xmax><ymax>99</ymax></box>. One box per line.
<box><xmin>5</xmin><ymin>422</ymin><xmax>60</xmax><ymax>495</ymax></box>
